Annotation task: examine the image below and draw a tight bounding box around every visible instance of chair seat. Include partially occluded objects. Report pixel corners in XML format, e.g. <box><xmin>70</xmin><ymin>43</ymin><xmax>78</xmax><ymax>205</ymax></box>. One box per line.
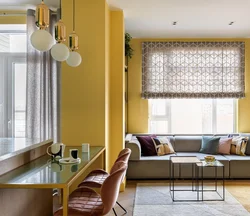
<box><xmin>54</xmin><ymin>187</ymin><xmax>104</xmax><ymax>216</ymax></box>
<box><xmin>78</xmin><ymin>171</ymin><xmax>109</xmax><ymax>188</ymax></box>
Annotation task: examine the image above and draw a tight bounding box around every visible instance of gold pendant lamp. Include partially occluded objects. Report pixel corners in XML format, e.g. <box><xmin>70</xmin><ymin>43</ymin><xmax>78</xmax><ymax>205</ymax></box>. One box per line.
<box><xmin>51</xmin><ymin>0</ymin><xmax>70</xmax><ymax>62</ymax></box>
<box><xmin>66</xmin><ymin>0</ymin><xmax>82</xmax><ymax>67</ymax></box>
<box><xmin>30</xmin><ymin>0</ymin><xmax>54</xmax><ymax>51</ymax></box>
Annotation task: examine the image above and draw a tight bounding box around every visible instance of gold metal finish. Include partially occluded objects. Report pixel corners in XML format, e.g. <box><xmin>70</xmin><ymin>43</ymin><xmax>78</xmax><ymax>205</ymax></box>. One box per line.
<box><xmin>55</xmin><ymin>20</ymin><xmax>66</xmax><ymax>43</ymax></box>
<box><xmin>0</xmin><ymin>146</ymin><xmax>106</xmax><ymax>216</ymax></box>
<box><xmin>35</xmin><ymin>1</ymin><xmax>50</xmax><ymax>29</ymax></box>
<box><xmin>69</xmin><ymin>31</ymin><xmax>79</xmax><ymax>51</ymax></box>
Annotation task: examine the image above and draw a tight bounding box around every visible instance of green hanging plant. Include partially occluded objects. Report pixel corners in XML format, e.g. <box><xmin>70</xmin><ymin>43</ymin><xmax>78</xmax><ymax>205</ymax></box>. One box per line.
<box><xmin>125</xmin><ymin>32</ymin><xmax>134</xmax><ymax>59</ymax></box>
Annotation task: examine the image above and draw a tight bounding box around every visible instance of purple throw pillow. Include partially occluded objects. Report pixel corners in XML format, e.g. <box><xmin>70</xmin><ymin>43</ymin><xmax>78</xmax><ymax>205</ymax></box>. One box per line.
<box><xmin>137</xmin><ymin>135</ymin><xmax>157</xmax><ymax>156</ymax></box>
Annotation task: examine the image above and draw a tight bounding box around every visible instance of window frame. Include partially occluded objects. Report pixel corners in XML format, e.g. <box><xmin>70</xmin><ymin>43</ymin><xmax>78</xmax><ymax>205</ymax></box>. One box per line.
<box><xmin>0</xmin><ymin>53</ymin><xmax>26</xmax><ymax>137</ymax></box>
<box><xmin>149</xmin><ymin>99</ymin><xmax>237</xmax><ymax>134</ymax></box>
<box><xmin>0</xmin><ymin>28</ymin><xmax>27</xmax><ymax>138</ymax></box>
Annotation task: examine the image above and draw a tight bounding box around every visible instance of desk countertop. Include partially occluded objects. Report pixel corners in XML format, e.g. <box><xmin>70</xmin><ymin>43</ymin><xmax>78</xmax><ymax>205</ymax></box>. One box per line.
<box><xmin>0</xmin><ymin>146</ymin><xmax>105</xmax><ymax>186</ymax></box>
<box><xmin>0</xmin><ymin>138</ymin><xmax>53</xmax><ymax>162</ymax></box>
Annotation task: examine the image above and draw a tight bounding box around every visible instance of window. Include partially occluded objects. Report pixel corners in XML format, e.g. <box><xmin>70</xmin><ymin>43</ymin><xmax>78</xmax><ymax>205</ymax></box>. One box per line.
<box><xmin>142</xmin><ymin>42</ymin><xmax>245</xmax><ymax>99</ymax></box>
<box><xmin>0</xmin><ymin>24</ymin><xmax>27</xmax><ymax>138</ymax></box>
<box><xmin>0</xmin><ymin>24</ymin><xmax>26</xmax><ymax>53</ymax></box>
<box><xmin>149</xmin><ymin>99</ymin><xmax>236</xmax><ymax>134</ymax></box>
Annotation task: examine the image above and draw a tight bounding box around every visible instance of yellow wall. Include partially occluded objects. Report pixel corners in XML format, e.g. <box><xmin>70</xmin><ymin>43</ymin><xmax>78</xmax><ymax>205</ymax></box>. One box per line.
<box><xmin>109</xmin><ymin>10</ymin><xmax>125</xmax><ymax>171</ymax></box>
<box><xmin>238</xmin><ymin>40</ymin><xmax>250</xmax><ymax>132</ymax></box>
<box><xmin>128</xmin><ymin>38</ymin><xmax>250</xmax><ymax>133</ymax></box>
<box><xmin>105</xmin><ymin>2</ymin><xmax>111</xmax><ymax>172</ymax></box>
<box><xmin>0</xmin><ymin>11</ymin><xmax>26</xmax><ymax>24</ymax></box>
<box><xmin>61</xmin><ymin>0</ymin><xmax>109</xmax><ymax>148</ymax></box>
<box><xmin>62</xmin><ymin>1</ymin><xmax>125</xmax><ymax>176</ymax></box>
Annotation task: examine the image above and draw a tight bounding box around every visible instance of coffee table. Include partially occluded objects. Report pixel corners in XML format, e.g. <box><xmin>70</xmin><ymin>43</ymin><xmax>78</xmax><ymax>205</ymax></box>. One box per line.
<box><xmin>196</xmin><ymin>160</ymin><xmax>225</xmax><ymax>201</ymax></box>
<box><xmin>169</xmin><ymin>156</ymin><xmax>201</xmax><ymax>202</ymax></box>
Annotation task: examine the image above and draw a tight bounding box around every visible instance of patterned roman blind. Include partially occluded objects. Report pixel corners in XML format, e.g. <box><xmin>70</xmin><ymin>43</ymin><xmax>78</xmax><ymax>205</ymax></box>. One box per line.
<box><xmin>142</xmin><ymin>42</ymin><xmax>245</xmax><ymax>99</ymax></box>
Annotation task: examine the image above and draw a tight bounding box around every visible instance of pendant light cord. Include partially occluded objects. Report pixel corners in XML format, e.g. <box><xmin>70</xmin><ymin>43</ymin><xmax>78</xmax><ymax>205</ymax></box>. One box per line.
<box><xmin>60</xmin><ymin>0</ymin><xmax>62</xmax><ymax>19</ymax></box>
<box><xmin>73</xmin><ymin>0</ymin><xmax>75</xmax><ymax>31</ymax></box>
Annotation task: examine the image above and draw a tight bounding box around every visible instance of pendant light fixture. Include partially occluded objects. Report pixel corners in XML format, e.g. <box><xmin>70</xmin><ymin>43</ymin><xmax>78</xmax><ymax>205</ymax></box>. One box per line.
<box><xmin>66</xmin><ymin>0</ymin><xmax>82</xmax><ymax>67</ymax></box>
<box><xmin>30</xmin><ymin>0</ymin><xmax>54</xmax><ymax>52</ymax></box>
<box><xmin>51</xmin><ymin>0</ymin><xmax>70</xmax><ymax>62</ymax></box>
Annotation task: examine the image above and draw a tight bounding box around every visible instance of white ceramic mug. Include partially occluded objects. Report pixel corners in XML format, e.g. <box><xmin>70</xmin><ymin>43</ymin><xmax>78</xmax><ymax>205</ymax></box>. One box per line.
<box><xmin>69</xmin><ymin>149</ymin><xmax>78</xmax><ymax>160</ymax></box>
<box><xmin>47</xmin><ymin>143</ymin><xmax>65</xmax><ymax>159</ymax></box>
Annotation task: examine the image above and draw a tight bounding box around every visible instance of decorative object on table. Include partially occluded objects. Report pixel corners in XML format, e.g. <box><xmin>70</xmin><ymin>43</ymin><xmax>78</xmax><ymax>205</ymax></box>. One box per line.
<box><xmin>199</xmin><ymin>136</ymin><xmax>220</xmax><ymax>154</ymax></box>
<box><xmin>66</xmin><ymin>0</ymin><xmax>82</xmax><ymax>67</ymax></box>
<box><xmin>151</xmin><ymin>137</ymin><xmax>175</xmax><ymax>156</ymax></box>
<box><xmin>47</xmin><ymin>143</ymin><xmax>65</xmax><ymax>159</ymax></box>
<box><xmin>218</xmin><ymin>137</ymin><xmax>233</xmax><ymax>155</ymax></box>
<box><xmin>59</xmin><ymin>157</ymin><xmax>81</xmax><ymax>164</ymax></box>
<box><xmin>69</xmin><ymin>149</ymin><xmax>79</xmax><ymax>160</ymax></box>
<box><xmin>230</xmin><ymin>136</ymin><xmax>249</xmax><ymax>156</ymax></box>
<box><xmin>30</xmin><ymin>0</ymin><xmax>54</xmax><ymax>51</ymax></box>
<box><xmin>47</xmin><ymin>159</ymin><xmax>63</xmax><ymax>172</ymax></box>
<box><xmin>51</xmin><ymin>0</ymin><xmax>69</xmax><ymax>61</ymax></box>
<box><xmin>204</xmin><ymin>155</ymin><xmax>215</xmax><ymax>164</ymax></box>
<box><xmin>136</xmin><ymin>135</ymin><xmax>157</xmax><ymax>156</ymax></box>
<box><xmin>82</xmin><ymin>143</ymin><xmax>90</xmax><ymax>152</ymax></box>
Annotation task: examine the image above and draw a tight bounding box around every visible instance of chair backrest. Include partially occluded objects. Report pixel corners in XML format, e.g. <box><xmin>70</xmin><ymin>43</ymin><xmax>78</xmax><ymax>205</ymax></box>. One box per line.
<box><xmin>115</xmin><ymin>148</ymin><xmax>131</xmax><ymax>164</ymax></box>
<box><xmin>110</xmin><ymin>161</ymin><xmax>126</xmax><ymax>175</ymax></box>
<box><xmin>101</xmin><ymin>164</ymin><xmax>127</xmax><ymax>215</ymax></box>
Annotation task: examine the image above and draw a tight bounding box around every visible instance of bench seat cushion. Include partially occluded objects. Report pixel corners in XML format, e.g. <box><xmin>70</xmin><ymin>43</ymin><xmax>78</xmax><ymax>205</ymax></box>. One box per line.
<box><xmin>224</xmin><ymin>155</ymin><xmax>250</xmax><ymax>178</ymax></box>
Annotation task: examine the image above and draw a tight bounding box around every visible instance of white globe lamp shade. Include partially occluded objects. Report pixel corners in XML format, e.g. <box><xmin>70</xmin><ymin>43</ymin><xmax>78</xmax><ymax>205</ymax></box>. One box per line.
<box><xmin>66</xmin><ymin>51</ymin><xmax>82</xmax><ymax>67</ymax></box>
<box><xmin>30</xmin><ymin>29</ymin><xmax>54</xmax><ymax>52</ymax></box>
<box><xmin>51</xmin><ymin>43</ymin><xmax>70</xmax><ymax>62</ymax></box>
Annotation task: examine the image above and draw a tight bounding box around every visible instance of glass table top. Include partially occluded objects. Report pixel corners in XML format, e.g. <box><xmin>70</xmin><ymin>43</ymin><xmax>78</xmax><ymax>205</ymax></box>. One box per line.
<box><xmin>0</xmin><ymin>146</ymin><xmax>104</xmax><ymax>185</ymax></box>
<box><xmin>196</xmin><ymin>160</ymin><xmax>224</xmax><ymax>167</ymax></box>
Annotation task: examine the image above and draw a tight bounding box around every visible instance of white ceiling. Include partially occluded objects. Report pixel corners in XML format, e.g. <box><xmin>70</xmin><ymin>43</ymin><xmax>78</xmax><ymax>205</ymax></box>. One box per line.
<box><xmin>1</xmin><ymin>0</ymin><xmax>250</xmax><ymax>38</ymax></box>
<box><xmin>107</xmin><ymin>0</ymin><xmax>250</xmax><ymax>38</ymax></box>
<box><xmin>0</xmin><ymin>0</ymin><xmax>58</xmax><ymax>10</ymax></box>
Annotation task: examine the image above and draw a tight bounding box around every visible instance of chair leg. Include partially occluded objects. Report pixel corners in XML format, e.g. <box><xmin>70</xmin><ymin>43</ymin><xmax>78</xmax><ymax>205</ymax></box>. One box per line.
<box><xmin>116</xmin><ymin>201</ymin><xmax>127</xmax><ymax>214</ymax></box>
<box><xmin>112</xmin><ymin>208</ymin><xmax>118</xmax><ymax>216</ymax></box>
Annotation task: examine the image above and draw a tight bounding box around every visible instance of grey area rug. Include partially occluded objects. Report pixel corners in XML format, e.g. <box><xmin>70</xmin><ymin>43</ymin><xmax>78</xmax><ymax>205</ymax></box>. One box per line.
<box><xmin>133</xmin><ymin>183</ymin><xmax>250</xmax><ymax>216</ymax></box>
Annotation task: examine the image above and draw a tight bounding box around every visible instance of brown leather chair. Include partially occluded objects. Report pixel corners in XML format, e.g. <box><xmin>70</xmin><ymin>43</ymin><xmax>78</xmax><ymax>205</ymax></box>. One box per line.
<box><xmin>54</xmin><ymin>164</ymin><xmax>127</xmax><ymax>216</ymax></box>
<box><xmin>77</xmin><ymin>148</ymin><xmax>131</xmax><ymax>214</ymax></box>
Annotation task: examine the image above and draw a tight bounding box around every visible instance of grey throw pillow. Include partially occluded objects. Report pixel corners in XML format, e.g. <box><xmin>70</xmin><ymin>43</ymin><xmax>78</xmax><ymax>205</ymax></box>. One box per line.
<box><xmin>199</xmin><ymin>136</ymin><xmax>220</xmax><ymax>154</ymax></box>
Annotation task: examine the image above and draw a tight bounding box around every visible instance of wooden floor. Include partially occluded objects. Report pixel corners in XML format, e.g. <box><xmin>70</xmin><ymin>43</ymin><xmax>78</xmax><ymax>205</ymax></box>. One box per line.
<box><xmin>54</xmin><ymin>180</ymin><xmax>250</xmax><ymax>216</ymax></box>
<box><xmin>107</xmin><ymin>180</ymin><xmax>250</xmax><ymax>216</ymax></box>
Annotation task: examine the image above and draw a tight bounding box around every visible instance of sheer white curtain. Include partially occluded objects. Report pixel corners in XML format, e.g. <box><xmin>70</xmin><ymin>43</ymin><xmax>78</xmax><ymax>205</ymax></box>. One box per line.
<box><xmin>26</xmin><ymin>9</ymin><xmax>61</xmax><ymax>142</ymax></box>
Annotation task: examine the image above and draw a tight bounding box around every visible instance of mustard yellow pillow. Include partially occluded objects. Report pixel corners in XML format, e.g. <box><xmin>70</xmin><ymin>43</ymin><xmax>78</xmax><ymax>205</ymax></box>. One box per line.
<box><xmin>152</xmin><ymin>137</ymin><xmax>175</xmax><ymax>156</ymax></box>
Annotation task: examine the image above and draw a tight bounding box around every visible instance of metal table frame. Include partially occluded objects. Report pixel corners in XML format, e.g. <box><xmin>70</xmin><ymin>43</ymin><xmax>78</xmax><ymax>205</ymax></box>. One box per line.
<box><xmin>169</xmin><ymin>156</ymin><xmax>200</xmax><ymax>202</ymax></box>
<box><xmin>196</xmin><ymin>161</ymin><xmax>225</xmax><ymax>201</ymax></box>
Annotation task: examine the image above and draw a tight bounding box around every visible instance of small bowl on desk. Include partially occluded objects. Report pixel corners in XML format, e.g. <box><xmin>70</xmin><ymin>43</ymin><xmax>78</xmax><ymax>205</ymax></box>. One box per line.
<box><xmin>204</xmin><ymin>155</ymin><xmax>215</xmax><ymax>164</ymax></box>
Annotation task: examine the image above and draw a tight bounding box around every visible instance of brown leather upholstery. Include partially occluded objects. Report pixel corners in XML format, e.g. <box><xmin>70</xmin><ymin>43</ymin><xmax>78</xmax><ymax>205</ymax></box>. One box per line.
<box><xmin>78</xmin><ymin>170</ymin><xmax>109</xmax><ymax>188</ymax></box>
<box><xmin>78</xmin><ymin>148</ymin><xmax>131</xmax><ymax>189</ymax></box>
<box><xmin>114</xmin><ymin>148</ymin><xmax>132</xmax><ymax>164</ymax></box>
<box><xmin>101</xmin><ymin>164</ymin><xmax>127</xmax><ymax>215</ymax></box>
<box><xmin>54</xmin><ymin>164</ymin><xmax>127</xmax><ymax>216</ymax></box>
<box><xmin>78</xmin><ymin>161</ymin><xmax>125</xmax><ymax>188</ymax></box>
<box><xmin>54</xmin><ymin>187</ymin><xmax>103</xmax><ymax>216</ymax></box>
